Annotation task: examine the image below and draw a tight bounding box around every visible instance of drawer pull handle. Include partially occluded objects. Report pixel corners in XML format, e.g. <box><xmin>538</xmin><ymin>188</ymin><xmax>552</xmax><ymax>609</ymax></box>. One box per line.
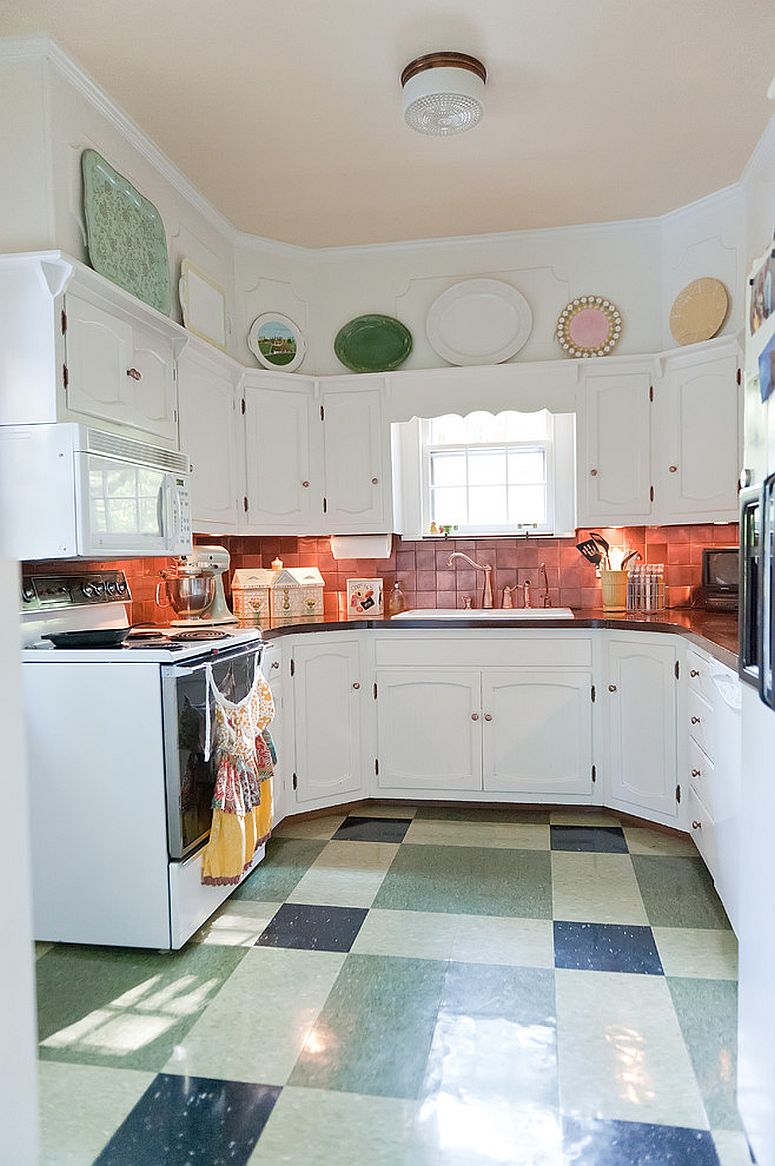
<box><xmin>690</xmin><ymin>669</ymin><xmax>700</xmax><ymax>677</ymax></box>
<box><xmin>126</xmin><ymin>367</ymin><xmax>142</xmax><ymax>381</ymax></box>
<box><xmin>302</xmin><ymin>480</ymin><xmax>310</xmax><ymax>488</ymax></box>
<box><xmin>352</xmin><ymin>682</ymin><xmax>361</xmax><ymax>690</ymax></box>
<box><xmin>608</xmin><ymin>684</ymin><xmax>617</xmax><ymax>692</ymax></box>
<box><xmin>471</xmin><ymin>712</ymin><xmax>479</xmax><ymax>721</ymax></box>
<box><xmin>691</xmin><ymin>716</ymin><xmax>701</xmax><ymax>724</ymax></box>
<box><xmin>590</xmin><ymin>468</ymin><xmax>599</xmax><ymax>477</ymax></box>
<box><xmin>691</xmin><ymin>819</ymin><xmax>702</xmax><ymax>830</ymax></box>
<box><xmin>669</xmin><ymin>465</ymin><xmax>678</xmax><ymax>473</ymax></box>
<box><xmin>371</xmin><ymin>477</ymin><xmax>379</xmax><ymax>485</ymax></box>
<box><xmin>691</xmin><ymin>768</ymin><xmax>701</xmax><ymax>777</ymax></box>
<box><xmin>484</xmin><ymin>713</ymin><xmax>493</xmax><ymax>722</ymax></box>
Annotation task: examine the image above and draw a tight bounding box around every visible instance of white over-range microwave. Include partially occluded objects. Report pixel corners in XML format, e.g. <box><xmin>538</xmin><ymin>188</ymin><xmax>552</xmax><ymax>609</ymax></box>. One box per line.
<box><xmin>0</xmin><ymin>423</ymin><xmax>192</xmax><ymax>560</ymax></box>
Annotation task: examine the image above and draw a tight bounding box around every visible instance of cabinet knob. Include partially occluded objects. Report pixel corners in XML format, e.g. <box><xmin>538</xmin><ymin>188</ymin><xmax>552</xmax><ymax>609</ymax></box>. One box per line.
<box><xmin>669</xmin><ymin>465</ymin><xmax>678</xmax><ymax>473</ymax></box>
<box><xmin>691</xmin><ymin>768</ymin><xmax>701</xmax><ymax>777</ymax></box>
<box><xmin>590</xmin><ymin>468</ymin><xmax>599</xmax><ymax>477</ymax></box>
<box><xmin>352</xmin><ymin>682</ymin><xmax>361</xmax><ymax>690</ymax></box>
<box><xmin>371</xmin><ymin>477</ymin><xmax>379</xmax><ymax>485</ymax></box>
<box><xmin>691</xmin><ymin>716</ymin><xmax>701</xmax><ymax>725</ymax></box>
<box><xmin>691</xmin><ymin>819</ymin><xmax>702</xmax><ymax>830</ymax></box>
<box><xmin>271</xmin><ymin>660</ymin><xmax>280</xmax><ymax>670</ymax></box>
<box><xmin>126</xmin><ymin>367</ymin><xmax>142</xmax><ymax>381</ymax></box>
<box><xmin>471</xmin><ymin>712</ymin><xmax>479</xmax><ymax>721</ymax></box>
<box><xmin>690</xmin><ymin>669</ymin><xmax>700</xmax><ymax>677</ymax></box>
<box><xmin>484</xmin><ymin>713</ymin><xmax>493</xmax><ymax>722</ymax></box>
<box><xmin>608</xmin><ymin>684</ymin><xmax>617</xmax><ymax>692</ymax></box>
<box><xmin>302</xmin><ymin>480</ymin><xmax>310</xmax><ymax>488</ymax></box>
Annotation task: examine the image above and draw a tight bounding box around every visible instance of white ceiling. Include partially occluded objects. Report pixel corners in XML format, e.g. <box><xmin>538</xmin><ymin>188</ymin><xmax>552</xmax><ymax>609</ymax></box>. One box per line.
<box><xmin>2</xmin><ymin>0</ymin><xmax>774</xmax><ymax>247</ymax></box>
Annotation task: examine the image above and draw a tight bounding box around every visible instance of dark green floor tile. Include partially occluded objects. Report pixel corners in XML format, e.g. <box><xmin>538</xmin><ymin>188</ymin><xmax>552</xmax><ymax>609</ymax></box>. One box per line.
<box><xmin>668</xmin><ymin>977</ymin><xmax>741</xmax><ymax>1129</ymax></box>
<box><xmin>373</xmin><ymin>844</ymin><xmax>552</xmax><ymax>918</ymax></box>
<box><xmin>37</xmin><ymin>943</ymin><xmax>245</xmax><ymax>1072</ymax></box>
<box><xmin>631</xmin><ymin>855</ymin><xmax>731</xmax><ymax>930</ymax></box>
<box><xmin>231</xmin><ymin>837</ymin><xmax>327</xmax><ymax>903</ymax></box>
<box><xmin>415</xmin><ymin>805</ymin><xmax>551</xmax><ymax>824</ymax></box>
<box><xmin>289</xmin><ymin>953</ymin><xmax>447</xmax><ymax>1099</ymax></box>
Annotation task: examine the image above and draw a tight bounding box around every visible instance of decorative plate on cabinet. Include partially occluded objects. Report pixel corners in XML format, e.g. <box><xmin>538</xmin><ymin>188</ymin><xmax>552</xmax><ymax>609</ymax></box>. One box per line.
<box><xmin>669</xmin><ymin>278</ymin><xmax>729</xmax><ymax>346</ymax></box>
<box><xmin>426</xmin><ymin>278</ymin><xmax>533</xmax><ymax>366</ymax></box>
<box><xmin>248</xmin><ymin>313</ymin><xmax>306</xmax><ymax>371</ymax></box>
<box><xmin>81</xmin><ymin>149</ymin><xmax>171</xmax><ymax>315</ymax></box>
<box><xmin>179</xmin><ymin>260</ymin><xmax>227</xmax><ymax>351</ymax></box>
<box><xmin>555</xmin><ymin>296</ymin><xmax>622</xmax><ymax>357</ymax></box>
<box><xmin>334</xmin><ymin>314</ymin><xmax>413</xmax><ymax>372</ymax></box>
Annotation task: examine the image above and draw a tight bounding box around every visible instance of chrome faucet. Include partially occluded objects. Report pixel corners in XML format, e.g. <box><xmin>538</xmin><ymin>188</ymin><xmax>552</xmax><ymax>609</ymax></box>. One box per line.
<box><xmin>447</xmin><ymin>553</ymin><xmax>493</xmax><ymax>609</ymax></box>
<box><xmin>539</xmin><ymin>562</ymin><xmax>551</xmax><ymax>607</ymax></box>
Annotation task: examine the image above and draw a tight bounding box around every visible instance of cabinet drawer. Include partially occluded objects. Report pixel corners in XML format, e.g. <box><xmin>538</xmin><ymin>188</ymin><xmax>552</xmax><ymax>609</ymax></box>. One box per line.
<box><xmin>374</xmin><ymin>635</ymin><xmax>593</xmax><ymax>670</ymax></box>
<box><xmin>687</xmin><ymin>648</ymin><xmax>714</xmax><ymax>702</ymax></box>
<box><xmin>688</xmin><ymin>787</ymin><xmax>716</xmax><ymax>877</ymax></box>
<box><xmin>688</xmin><ymin>689</ymin><xmax>714</xmax><ymax>757</ymax></box>
<box><xmin>688</xmin><ymin>736</ymin><xmax>715</xmax><ymax>817</ymax></box>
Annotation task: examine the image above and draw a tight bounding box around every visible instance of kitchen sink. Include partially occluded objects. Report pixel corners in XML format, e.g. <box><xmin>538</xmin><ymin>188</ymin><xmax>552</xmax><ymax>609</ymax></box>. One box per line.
<box><xmin>392</xmin><ymin>608</ymin><xmax>575</xmax><ymax>620</ymax></box>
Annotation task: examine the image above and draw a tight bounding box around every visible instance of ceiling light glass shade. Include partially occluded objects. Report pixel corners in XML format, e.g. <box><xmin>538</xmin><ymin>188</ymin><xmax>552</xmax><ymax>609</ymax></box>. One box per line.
<box><xmin>401</xmin><ymin>55</ymin><xmax>486</xmax><ymax>136</ymax></box>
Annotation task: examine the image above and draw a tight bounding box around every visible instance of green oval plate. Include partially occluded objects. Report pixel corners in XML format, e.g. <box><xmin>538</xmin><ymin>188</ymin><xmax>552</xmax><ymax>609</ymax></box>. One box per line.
<box><xmin>334</xmin><ymin>314</ymin><xmax>413</xmax><ymax>372</ymax></box>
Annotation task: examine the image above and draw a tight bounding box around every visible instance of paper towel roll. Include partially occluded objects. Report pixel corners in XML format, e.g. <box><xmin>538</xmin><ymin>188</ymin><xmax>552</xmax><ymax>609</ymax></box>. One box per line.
<box><xmin>330</xmin><ymin>534</ymin><xmax>393</xmax><ymax>560</ymax></box>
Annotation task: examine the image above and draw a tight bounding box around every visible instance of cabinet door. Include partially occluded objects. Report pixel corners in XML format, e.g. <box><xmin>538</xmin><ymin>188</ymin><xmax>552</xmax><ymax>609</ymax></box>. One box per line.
<box><xmin>654</xmin><ymin>350</ymin><xmax>740</xmax><ymax>523</ymax></box>
<box><xmin>128</xmin><ymin>322</ymin><xmax>178</xmax><ymax>443</ymax></box>
<box><xmin>243</xmin><ymin>377</ymin><xmax>318</xmax><ymax>533</ymax></box>
<box><xmin>482</xmin><ymin>670</ymin><xmax>593</xmax><ymax>796</ymax></box>
<box><xmin>322</xmin><ymin>380</ymin><xmax>389</xmax><ymax>532</ymax></box>
<box><xmin>375</xmin><ymin>670</ymin><xmax>482</xmax><ymax>791</ymax></box>
<box><xmin>292</xmin><ymin>640</ymin><xmax>364</xmax><ymax>805</ymax></box>
<box><xmin>606</xmin><ymin>639</ymin><xmax>679</xmax><ymax>819</ymax></box>
<box><xmin>65</xmin><ymin>292</ymin><xmax>134</xmax><ymax>423</ymax></box>
<box><xmin>177</xmin><ymin>349</ymin><xmax>240</xmax><ymax>532</ymax></box>
<box><xmin>577</xmin><ymin>370</ymin><xmax>652</xmax><ymax>525</ymax></box>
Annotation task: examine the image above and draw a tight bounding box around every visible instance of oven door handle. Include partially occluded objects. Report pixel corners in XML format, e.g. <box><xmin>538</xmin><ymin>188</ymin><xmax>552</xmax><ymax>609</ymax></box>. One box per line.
<box><xmin>167</xmin><ymin>642</ymin><xmax>265</xmax><ymax>677</ymax></box>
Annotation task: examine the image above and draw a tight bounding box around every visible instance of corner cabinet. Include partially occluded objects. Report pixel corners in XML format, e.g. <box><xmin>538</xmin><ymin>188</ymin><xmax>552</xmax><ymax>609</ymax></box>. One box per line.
<box><xmin>320</xmin><ymin>378</ymin><xmax>391</xmax><ymax>533</ymax></box>
<box><xmin>604</xmin><ymin>635</ymin><xmax>680</xmax><ymax>824</ymax></box>
<box><xmin>242</xmin><ymin>375</ymin><xmax>319</xmax><ymax>533</ymax></box>
<box><xmin>177</xmin><ymin>342</ymin><xmax>242</xmax><ymax>532</ymax></box>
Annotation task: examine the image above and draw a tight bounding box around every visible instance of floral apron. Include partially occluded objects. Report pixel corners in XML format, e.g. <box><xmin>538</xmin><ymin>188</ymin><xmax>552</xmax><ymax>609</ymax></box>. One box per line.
<box><xmin>200</xmin><ymin>654</ymin><xmax>275</xmax><ymax>886</ymax></box>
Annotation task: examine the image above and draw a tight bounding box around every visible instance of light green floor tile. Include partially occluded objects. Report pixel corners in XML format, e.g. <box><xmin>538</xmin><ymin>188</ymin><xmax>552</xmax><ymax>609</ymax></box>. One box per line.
<box><xmin>555</xmin><ymin>968</ymin><xmax>708</xmax><ymax>1129</ymax></box>
<box><xmin>414</xmin><ymin>1095</ymin><xmax>564</xmax><ymax>1166</ymax></box>
<box><xmin>415</xmin><ymin>804</ymin><xmax>551</xmax><ymax>824</ymax></box>
<box><xmin>423</xmin><ymin>962</ymin><xmax>557</xmax><ymax>1110</ymax></box>
<box><xmin>713</xmin><ymin>1129</ymin><xmax>754</xmax><ymax>1166</ymax></box>
<box><xmin>551</xmin><ymin>852</ymin><xmax>648</xmax><ymax>925</ymax></box>
<box><xmin>358</xmin><ymin>802</ymin><xmax>418</xmax><ymax>819</ymax></box>
<box><xmin>231</xmin><ymin>837</ymin><xmax>327</xmax><ymax>903</ymax></box>
<box><xmin>37</xmin><ymin>943</ymin><xmax>245</xmax><ymax>1072</ymax></box>
<box><xmin>624</xmin><ymin>826</ymin><xmax>698</xmax><ymax>856</ymax></box>
<box><xmin>191</xmin><ymin>900</ymin><xmax>280</xmax><ymax>947</ymax></box>
<box><xmin>247</xmin><ymin>1086</ymin><xmax>421</xmax><ymax>1165</ymax></box>
<box><xmin>373</xmin><ymin>844</ymin><xmax>552</xmax><ymax>918</ymax></box>
<box><xmin>290</xmin><ymin>953</ymin><xmax>447</xmax><ymax>1099</ymax></box>
<box><xmin>286</xmin><ymin>840</ymin><xmax>399</xmax><ymax>908</ymax></box>
<box><xmin>39</xmin><ymin>1061</ymin><xmax>154</xmax><ymax>1166</ymax></box>
<box><xmin>653</xmin><ymin>928</ymin><xmax>738</xmax><ymax>980</ymax></box>
<box><xmin>632</xmin><ymin>854</ymin><xmax>731</xmax><ymax>930</ymax></box>
<box><xmin>668</xmin><ymin>977</ymin><xmax>741</xmax><ymax>1129</ymax></box>
<box><xmin>274</xmin><ymin>813</ymin><xmax>347</xmax><ymax>840</ymax></box>
<box><xmin>164</xmin><ymin>946</ymin><xmax>345</xmax><ymax>1086</ymax></box>
<box><xmin>351</xmin><ymin>909</ymin><xmax>554</xmax><ymax>968</ymax></box>
<box><xmin>550</xmin><ymin>810</ymin><xmax>621</xmax><ymax>826</ymax></box>
<box><xmin>404</xmin><ymin>819</ymin><xmax>550</xmax><ymax>851</ymax></box>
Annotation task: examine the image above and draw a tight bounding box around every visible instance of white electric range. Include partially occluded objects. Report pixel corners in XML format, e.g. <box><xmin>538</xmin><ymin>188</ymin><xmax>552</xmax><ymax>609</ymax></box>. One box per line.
<box><xmin>20</xmin><ymin>570</ymin><xmax>267</xmax><ymax>949</ymax></box>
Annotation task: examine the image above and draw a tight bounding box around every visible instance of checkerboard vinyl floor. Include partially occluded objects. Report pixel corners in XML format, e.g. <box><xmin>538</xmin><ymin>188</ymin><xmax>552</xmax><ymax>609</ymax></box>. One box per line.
<box><xmin>35</xmin><ymin>804</ymin><xmax>752</xmax><ymax>1166</ymax></box>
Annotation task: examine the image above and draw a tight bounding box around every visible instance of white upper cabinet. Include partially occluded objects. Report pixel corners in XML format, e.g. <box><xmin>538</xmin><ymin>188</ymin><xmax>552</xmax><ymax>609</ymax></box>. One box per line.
<box><xmin>577</xmin><ymin>366</ymin><xmax>653</xmax><ymax>526</ymax></box>
<box><xmin>321</xmin><ymin>378</ymin><xmax>391</xmax><ymax>533</ymax></box>
<box><xmin>177</xmin><ymin>343</ymin><xmax>242</xmax><ymax>532</ymax></box>
<box><xmin>242</xmin><ymin>374</ymin><xmax>319</xmax><ymax>533</ymax></box>
<box><xmin>653</xmin><ymin>343</ymin><xmax>741</xmax><ymax>523</ymax></box>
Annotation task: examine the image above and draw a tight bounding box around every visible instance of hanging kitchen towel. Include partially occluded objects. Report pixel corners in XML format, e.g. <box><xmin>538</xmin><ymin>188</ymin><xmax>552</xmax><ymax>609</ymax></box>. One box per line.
<box><xmin>200</xmin><ymin>656</ymin><xmax>275</xmax><ymax>886</ymax></box>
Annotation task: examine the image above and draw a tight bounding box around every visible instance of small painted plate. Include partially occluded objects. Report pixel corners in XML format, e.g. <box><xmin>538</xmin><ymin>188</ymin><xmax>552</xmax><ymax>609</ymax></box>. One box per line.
<box><xmin>248</xmin><ymin>313</ymin><xmax>306</xmax><ymax>372</ymax></box>
<box><xmin>669</xmin><ymin>278</ymin><xmax>728</xmax><ymax>346</ymax></box>
<box><xmin>81</xmin><ymin>149</ymin><xmax>171</xmax><ymax>315</ymax></box>
<box><xmin>556</xmin><ymin>296</ymin><xmax>622</xmax><ymax>357</ymax></box>
<box><xmin>334</xmin><ymin>314</ymin><xmax>413</xmax><ymax>372</ymax></box>
<box><xmin>426</xmin><ymin>278</ymin><xmax>533</xmax><ymax>366</ymax></box>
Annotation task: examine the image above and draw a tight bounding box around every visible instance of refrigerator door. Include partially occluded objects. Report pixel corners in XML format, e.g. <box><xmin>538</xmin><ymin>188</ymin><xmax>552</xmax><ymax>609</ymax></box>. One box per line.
<box><xmin>740</xmin><ymin>486</ymin><xmax>762</xmax><ymax>687</ymax></box>
<box><xmin>760</xmin><ymin>473</ymin><xmax>775</xmax><ymax>709</ymax></box>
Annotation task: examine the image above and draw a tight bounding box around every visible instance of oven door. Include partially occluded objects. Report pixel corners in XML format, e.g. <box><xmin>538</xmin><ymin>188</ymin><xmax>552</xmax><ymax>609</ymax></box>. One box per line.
<box><xmin>161</xmin><ymin>643</ymin><xmax>265</xmax><ymax>860</ymax></box>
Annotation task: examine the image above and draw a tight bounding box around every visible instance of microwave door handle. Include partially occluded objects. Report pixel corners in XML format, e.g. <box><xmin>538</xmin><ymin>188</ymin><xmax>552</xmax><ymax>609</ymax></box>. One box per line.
<box><xmin>760</xmin><ymin>476</ymin><xmax>775</xmax><ymax>708</ymax></box>
<box><xmin>156</xmin><ymin>483</ymin><xmax>165</xmax><ymax>538</ymax></box>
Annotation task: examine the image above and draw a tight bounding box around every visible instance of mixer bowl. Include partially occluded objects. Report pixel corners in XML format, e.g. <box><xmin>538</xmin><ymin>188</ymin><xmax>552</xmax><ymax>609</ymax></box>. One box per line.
<box><xmin>157</xmin><ymin>574</ymin><xmax>215</xmax><ymax>618</ymax></box>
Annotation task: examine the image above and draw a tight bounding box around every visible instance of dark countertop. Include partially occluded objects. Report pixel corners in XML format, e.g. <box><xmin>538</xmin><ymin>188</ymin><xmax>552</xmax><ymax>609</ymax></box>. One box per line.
<box><xmin>262</xmin><ymin>607</ymin><xmax>739</xmax><ymax>671</ymax></box>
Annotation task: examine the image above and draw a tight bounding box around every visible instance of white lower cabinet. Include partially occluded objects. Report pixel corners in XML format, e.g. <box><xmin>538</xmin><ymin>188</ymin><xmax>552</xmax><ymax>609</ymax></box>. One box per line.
<box><xmin>375</xmin><ymin>670</ymin><xmax>483</xmax><ymax>791</ymax></box>
<box><xmin>482</xmin><ymin>670</ymin><xmax>593</xmax><ymax>796</ymax></box>
<box><xmin>291</xmin><ymin>638</ymin><xmax>365</xmax><ymax>807</ymax></box>
<box><xmin>605</xmin><ymin>636</ymin><xmax>680</xmax><ymax>822</ymax></box>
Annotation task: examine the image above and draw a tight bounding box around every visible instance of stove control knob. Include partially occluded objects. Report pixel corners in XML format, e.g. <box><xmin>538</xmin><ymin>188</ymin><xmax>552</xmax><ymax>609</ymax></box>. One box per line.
<box><xmin>117</xmin><ymin>580</ymin><xmax>129</xmax><ymax>595</ymax></box>
<box><xmin>93</xmin><ymin>582</ymin><xmax>106</xmax><ymax>598</ymax></box>
<box><xmin>21</xmin><ymin>581</ymin><xmax>36</xmax><ymax>604</ymax></box>
<box><xmin>80</xmin><ymin>582</ymin><xmax>97</xmax><ymax>600</ymax></box>
<box><xmin>106</xmin><ymin>581</ymin><xmax>118</xmax><ymax>596</ymax></box>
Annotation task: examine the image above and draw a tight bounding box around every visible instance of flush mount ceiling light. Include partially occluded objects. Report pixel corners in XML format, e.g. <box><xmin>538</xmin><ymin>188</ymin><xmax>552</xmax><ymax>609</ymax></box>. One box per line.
<box><xmin>401</xmin><ymin>51</ymin><xmax>487</xmax><ymax>136</ymax></box>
